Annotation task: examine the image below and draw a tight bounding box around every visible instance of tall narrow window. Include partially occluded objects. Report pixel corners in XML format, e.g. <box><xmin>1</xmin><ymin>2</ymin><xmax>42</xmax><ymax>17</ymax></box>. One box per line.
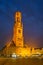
<box><xmin>17</xmin><ymin>17</ymin><xmax>20</xmax><ymax>22</ymax></box>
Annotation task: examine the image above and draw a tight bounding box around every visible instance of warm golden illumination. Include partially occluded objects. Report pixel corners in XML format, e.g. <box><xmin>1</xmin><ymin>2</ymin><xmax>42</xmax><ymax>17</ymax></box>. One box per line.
<box><xmin>16</xmin><ymin>47</ymin><xmax>31</xmax><ymax>57</ymax></box>
<box><xmin>2</xmin><ymin>11</ymin><xmax>43</xmax><ymax>57</ymax></box>
<box><xmin>13</xmin><ymin>11</ymin><xmax>23</xmax><ymax>47</ymax></box>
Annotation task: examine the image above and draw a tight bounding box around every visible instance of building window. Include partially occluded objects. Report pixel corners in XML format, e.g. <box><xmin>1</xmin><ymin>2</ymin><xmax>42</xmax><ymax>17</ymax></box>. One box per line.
<box><xmin>18</xmin><ymin>30</ymin><xmax>21</xmax><ymax>33</ymax></box>
<box><xmin>17</xmin><ymin>17</ymin><xmax>20</xmax><ymax>22</ymax></box>
<box><xmin>19</xmin><ymin>43</ymin><xmax>21</xmax><ymax>45</ymax></box>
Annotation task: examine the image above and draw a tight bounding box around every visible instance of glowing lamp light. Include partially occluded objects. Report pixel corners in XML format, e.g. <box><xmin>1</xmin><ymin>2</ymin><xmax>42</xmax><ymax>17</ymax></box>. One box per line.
<box><xmin>12</xmin><ymin>53</ymin><xmax>17</xmax><ymax>58</ymax></box>
<box><xmin>37</xmin><ymin>52</ymin><xmax>41</xmax><ymax>54</ymax></box>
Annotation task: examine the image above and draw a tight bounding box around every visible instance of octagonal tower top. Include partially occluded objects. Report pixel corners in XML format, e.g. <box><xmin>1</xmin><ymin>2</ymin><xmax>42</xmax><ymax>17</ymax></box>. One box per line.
<box><xmin>14</xmin><ymin>11</ymin><xmax>22</xmax><ymax>23</ymax></box>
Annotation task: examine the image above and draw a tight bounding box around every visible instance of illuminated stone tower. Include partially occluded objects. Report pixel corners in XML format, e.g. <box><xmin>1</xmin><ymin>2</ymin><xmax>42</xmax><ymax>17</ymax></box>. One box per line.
<box><xmin>12</xmin><ymin>11</ymin><xmax>24</xmax><ymax>47</ymax></box>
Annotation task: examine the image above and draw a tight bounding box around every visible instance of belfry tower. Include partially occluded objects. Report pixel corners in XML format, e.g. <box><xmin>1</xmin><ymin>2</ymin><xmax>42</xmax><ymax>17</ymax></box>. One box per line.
<box><xmin>12</xmin><ymin>11</ymin><xmax>24</xmax><ymax>47</ymax></box>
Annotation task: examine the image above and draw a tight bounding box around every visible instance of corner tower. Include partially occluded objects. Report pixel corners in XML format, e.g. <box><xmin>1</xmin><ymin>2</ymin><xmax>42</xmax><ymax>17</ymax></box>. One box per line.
<box><xmin>12</xmin><ymin>11</ymin><xmax>24</xmax><ymax>47</ymax></box>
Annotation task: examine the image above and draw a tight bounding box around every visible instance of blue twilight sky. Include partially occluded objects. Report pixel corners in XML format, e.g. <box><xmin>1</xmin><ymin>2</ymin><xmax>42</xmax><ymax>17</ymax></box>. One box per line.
<box><xmin>0</xmin><ymin>0</ymin><xmax>43</xmax><ymax>49</ymax></box>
